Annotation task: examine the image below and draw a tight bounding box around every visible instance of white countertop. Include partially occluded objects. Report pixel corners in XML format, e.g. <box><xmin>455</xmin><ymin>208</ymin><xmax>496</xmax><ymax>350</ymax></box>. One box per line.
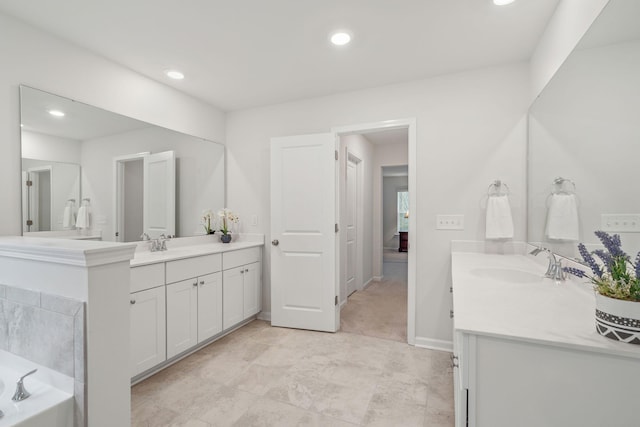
<box><xmin>451</xmin><ymin>251</ymin><xmax>640</xmax><ymax>360</ymax></box>
<box><xmin>130</xmin><ymin>237</ymin><xmax>264</xmax><ymax>267</ymax></box>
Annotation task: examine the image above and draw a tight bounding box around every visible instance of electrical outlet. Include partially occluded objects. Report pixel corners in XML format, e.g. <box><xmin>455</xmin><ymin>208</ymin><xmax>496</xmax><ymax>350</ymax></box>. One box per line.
<box><xmin>436</xmin><ymin>214</ymin><xmax>464</xmax><ymax>230</ymax></box>
<box><xmin>601</xmin><ymin>214</ymin><xmax>640</xmax><ymax>233</ymax></box>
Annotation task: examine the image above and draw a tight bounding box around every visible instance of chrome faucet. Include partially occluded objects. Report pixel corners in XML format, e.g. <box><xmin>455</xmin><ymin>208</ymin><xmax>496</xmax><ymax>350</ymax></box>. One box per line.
<box><xmin>150</xmin><ymin>234</ymin><xmax>168</xmax><ymax>252</ymax></box>
<box><xmin>530</xmin><ymin>246</ymin><xmax>566</xmax><ymax>282</ymax></box>
<box><xmin>12</xmin><ymin>369</ymin><xmax>37</xmax><ymax>402</ymax></box>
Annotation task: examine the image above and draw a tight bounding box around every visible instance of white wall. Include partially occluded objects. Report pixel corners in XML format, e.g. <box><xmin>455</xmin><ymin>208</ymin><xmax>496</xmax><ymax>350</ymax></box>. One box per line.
<box><xmin>383</xmin><ymin>175</ymin><xmax>409</xmax><ymax>249</ymax></box>
<box><xmin>530</xmin><ymin>0</ymin><xmax>609</xmax><ymax>99</ymax></box>
<box><xmin>0</xmin><ymin>12</ymin><xmax>225</xmax><ymax>237</ymax></box>
<box><xmin>226</xmin><ymin>63</ymin><xmax>530</xmax><ymax>345</ymax></box>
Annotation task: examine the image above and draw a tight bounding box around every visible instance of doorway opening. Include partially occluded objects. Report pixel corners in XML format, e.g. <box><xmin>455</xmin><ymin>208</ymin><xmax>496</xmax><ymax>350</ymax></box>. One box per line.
<box><xmin>114</xmin><ymin>153</ymin><xmax>147</xmax><ymax>242</ymax></box>
<box><xmin>333</xmin><ymin>119</ymin><xmax>416</xmax><ymax>345</ymax></box>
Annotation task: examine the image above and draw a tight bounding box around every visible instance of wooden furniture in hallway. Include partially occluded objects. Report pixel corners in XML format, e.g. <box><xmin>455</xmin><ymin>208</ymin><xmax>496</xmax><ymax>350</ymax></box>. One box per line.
<box><xmin>399</xmin><ymin>231</ymin><xmax>408</xmax><ymax>252</ymax></box>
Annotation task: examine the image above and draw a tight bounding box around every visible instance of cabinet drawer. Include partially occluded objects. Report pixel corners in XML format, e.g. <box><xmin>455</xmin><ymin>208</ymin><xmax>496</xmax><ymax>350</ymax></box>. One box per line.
<box><xmin>166</xmin><ymin>253</ymin><xmax>222</xmax><ymax>284</ymax></box>
<box><xmin>222</xmin><ymin>247</ymin><xmax>261</xmax><ymax>270</ymax></box>
<box><xmin>130</xmin><ymin>263</ymin><xmax>165</xmax><ymax>293</ymax></box>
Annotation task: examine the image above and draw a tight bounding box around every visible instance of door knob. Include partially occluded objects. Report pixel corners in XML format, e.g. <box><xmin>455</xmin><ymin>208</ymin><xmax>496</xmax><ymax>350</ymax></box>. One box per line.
<box><xmin>271</xmin><ymin>239</ymin><xmax>279</xmax><ymax>246</ymax></box>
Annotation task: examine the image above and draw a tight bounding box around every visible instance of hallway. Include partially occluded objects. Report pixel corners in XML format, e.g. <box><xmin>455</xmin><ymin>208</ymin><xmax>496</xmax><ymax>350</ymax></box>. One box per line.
<box><xmin>340</xmin><ymin>249</ymin><xmax>408</xmax><ymax>343</ymax></box>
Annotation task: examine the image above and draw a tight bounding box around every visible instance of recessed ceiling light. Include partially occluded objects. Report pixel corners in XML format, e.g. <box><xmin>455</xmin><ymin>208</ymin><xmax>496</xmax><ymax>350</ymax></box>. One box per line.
<box><xmin>48</xmin><ymin>110</ymin><xmax>65</xmax><ymax>117</ymax></box>
<box><xmin>493</xmin><ymin>0</ymin><xmax>515</xmax><ymax>5</ymax></box>
<box><xmin>330</xmin><ymin>32</ymin><xmax>351</xmax><ymax>46</ymax></box>
<box><xmin>166</xmin><ymin>70</ymin><xmax>185</xmax><ymax>80</ymax></box>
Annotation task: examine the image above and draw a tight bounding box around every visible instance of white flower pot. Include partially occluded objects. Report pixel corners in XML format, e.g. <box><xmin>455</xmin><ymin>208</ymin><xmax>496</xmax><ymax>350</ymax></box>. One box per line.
<box><xmin>595</xmin><ymin>293</ymin><xmax>640</xmax><ymax>345</ymax></box>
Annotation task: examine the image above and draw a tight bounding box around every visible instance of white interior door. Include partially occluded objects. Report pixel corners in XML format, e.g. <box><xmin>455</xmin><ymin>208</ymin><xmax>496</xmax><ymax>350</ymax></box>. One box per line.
<box><xmin>270</xmin><ymin>133</ymin><xmax>338</xmax><ymax>332</ymax></box>
<box><xmin>143</xmin><ymin>151</ymin><xmax>175</xmax><ymax>239</ymax></box>
<box><xmin>346</xmin><ymin>158</ymin><xmax>358</xmax><ymax>296</ymax></box>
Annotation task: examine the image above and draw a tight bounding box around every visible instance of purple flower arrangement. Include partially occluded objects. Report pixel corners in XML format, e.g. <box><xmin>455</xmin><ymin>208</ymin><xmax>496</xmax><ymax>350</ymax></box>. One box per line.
<box><xmin>566</xmin><ymin>231</ymin><xmax>640</xmax><ymax>302</ymax></box>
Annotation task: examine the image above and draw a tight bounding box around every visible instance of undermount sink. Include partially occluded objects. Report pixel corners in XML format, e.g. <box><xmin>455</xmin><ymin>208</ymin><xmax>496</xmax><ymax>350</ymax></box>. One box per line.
<box><xmin>469</xmin><ymin>267</ymin><xmax>543</xmax><ymax>284</ymax></box>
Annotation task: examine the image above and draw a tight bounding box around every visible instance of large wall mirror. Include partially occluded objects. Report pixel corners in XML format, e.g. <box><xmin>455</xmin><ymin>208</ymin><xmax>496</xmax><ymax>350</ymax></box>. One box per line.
<box><xmin>528</xmin><ymin>0</ymin><xmax>640</xmax><ymax>259</ymax></box>
<box><xmin>20</xmin><ymin>86</ymin><xmax>225</xmax><ymax>242</ymax></box>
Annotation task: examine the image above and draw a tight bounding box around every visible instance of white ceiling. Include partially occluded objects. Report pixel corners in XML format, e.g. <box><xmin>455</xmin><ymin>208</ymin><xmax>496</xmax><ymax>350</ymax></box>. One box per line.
<box><xmin>0</xmin><ymin>0</ymin><xmax>561</xmax><ymax>111</ymax></box>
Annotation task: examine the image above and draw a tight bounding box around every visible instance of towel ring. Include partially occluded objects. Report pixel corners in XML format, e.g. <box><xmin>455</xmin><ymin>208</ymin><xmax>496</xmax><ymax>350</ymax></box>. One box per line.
<box><xmin>552</xmin><ymin>177</ymin><xmax>576</xmax><ymax>194</ymax></box>
<box><xmin>487</xmin><ymin>180</ymin><xmax>509</xmax><ymax>196</ymax></box>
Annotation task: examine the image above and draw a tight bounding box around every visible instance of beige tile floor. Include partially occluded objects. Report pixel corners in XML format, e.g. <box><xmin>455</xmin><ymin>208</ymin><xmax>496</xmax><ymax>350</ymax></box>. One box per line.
<box><xmin>132</xmin><ymin>256</ymin><xmax>454</xmax><ymax>426</ymax></box>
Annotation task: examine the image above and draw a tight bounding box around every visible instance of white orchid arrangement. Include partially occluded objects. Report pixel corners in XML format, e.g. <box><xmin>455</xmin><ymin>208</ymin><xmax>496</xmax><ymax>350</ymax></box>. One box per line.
<box><xmin>202</xmin><ymin>209</ymin><xmax>215</xmax><ymax>234</ymax></box>
<box><xmin>218</xmin><ymin>208</ymin><xmax>239</xmax><ymax>235</ymax></box>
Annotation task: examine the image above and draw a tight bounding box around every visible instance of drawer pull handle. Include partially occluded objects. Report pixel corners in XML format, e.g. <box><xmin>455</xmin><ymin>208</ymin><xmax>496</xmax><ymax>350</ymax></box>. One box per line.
<box><xmin>245</xmin><ymin>269</ymin><xmax>249</xmax><ymax>273</ymax></box>
<box><xmin>240</xmin><ymin>270</ymin><xmax>244</xmax><ymax>274</ymax></box>
<box><xmin>130</xmin><ymin>299</ymin><xmax>136</xmax><ymax>305</ymax></box>
<box><xmin>450</xmin><ymin>309</ymin><xmax>454</xmax><ymax>319</ymax></box>
<box><xmin>200</xmin><ymin>280</ymin><xmax>205</xmax><ymax>285</ymax></box>
<box><xmin>193</xmin><ymin>282</ymin><xmax>198</xmax><ymax>287</ymax></box>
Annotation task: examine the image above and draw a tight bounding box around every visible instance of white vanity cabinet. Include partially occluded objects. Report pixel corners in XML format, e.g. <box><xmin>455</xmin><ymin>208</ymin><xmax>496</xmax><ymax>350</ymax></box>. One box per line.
<box><xmin>130</xmin><ymin>263</ymin><xmax>166</xmax><ymax>377</ymax></box>
<box><xmin>222</xmin><ymin>247</ymin><xmax>261</xmax><ymax>330</ymax></box>
<box><xmin>165</xmin><ymin>254</ymin><xmax>222</xmax><ymax>359</ymax></box>
<box><xmin>129</xmin><ymin>241</ymin><xmax>264</xmax><ymax>381</ymax></box>
<box><xmin>451</xmin><ymin>252</ymin><xmax>640</xmax><ymax>427</ymax></box>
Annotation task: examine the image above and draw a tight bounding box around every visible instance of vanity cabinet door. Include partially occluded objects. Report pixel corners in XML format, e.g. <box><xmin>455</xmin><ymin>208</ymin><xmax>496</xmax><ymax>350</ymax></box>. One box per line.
<box><xmin>130</xmin><ymin>286</ymin><xmax>166</xmax><ymax>377</ymax></box>
<box><xmin>243</xmin><ymin>262</ymin><xmax>261</xmax><ymax>318</ymax></box>
<box><xmin>197</xmin><ymin>272</ymin><xmax>223</xmax><ymax>343</ymax></box>
<box><xmin>166</xmin><ymin>278</ymin><xmax>198</xmax><ymax>359</ymax></box>
<box><xmin>223</xmin><ymin>266</ymin><xmax>244</xmax><ymax>329</ymax></box>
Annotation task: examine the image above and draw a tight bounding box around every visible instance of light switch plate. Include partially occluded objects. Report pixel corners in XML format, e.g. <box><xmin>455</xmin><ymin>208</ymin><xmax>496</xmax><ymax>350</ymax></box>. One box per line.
<box><xmin>601</xmin><ymin>214</ymin><xmax>640</xmax><ymax>233</ymax></box>
<box><xmin>436</xmin><ymin>214</ymin><xmax>464</xmax><ymax>230</ymax></box>
<box><xmin>251</xmin><ymin>215</ymin><xmax>258</xmax><ymax>226</ymax></box>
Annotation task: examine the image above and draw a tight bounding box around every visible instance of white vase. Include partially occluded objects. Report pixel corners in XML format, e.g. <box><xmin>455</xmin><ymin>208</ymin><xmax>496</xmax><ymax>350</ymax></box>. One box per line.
<box><xmin>595</xmin><ymin>293</ymin><xmax>640</xmax><ymax>345</ymax></box>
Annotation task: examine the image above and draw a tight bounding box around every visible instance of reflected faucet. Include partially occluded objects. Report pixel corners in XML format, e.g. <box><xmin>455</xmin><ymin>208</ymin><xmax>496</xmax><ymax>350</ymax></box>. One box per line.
<box><xmin>150</xmin><ymin>234</ymin><xmax>168</xmax><ymax>252</ymax></box>
<box><xmin>530</xmin><ymin>246</ymin><xmax>566</xmax><ymax>282</ymax></box>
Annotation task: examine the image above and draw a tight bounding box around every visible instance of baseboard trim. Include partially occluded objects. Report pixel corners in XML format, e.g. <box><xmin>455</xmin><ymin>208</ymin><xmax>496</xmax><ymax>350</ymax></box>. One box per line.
<box><xmin>361</xmin><ymin>278</ymin><xmax>373</xmax><ymax>290</ymax></box>
<box><xmin>414</xmin><ymin>336</ymin><xmax>453</xmax><ymax>352</ymax></box>
<box><xmin>373</xmin><ymin>275</ymin><xmax>384</xmax><ymax>282</ymax></box>
<box><xmin>257</xmin><ymin>311</ymin><xmax>271</xmax><ymax>322</ymax></box>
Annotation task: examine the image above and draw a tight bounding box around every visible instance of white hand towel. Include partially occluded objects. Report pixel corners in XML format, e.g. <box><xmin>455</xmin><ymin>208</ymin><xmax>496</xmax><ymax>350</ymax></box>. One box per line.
<box><xmin>62</xmin><ymin>206</ymin><xmax>75</xmax><ymax>229</ymax></box>
<box><xmin>545</xmin><ymin>193</ymin><xmax>579</xmax><ymax>241</ymax></box>
<box><xmin>486</xmin><ymin>195</ymin><xmax>514</xmax><ymax>239</ymax></box>
<box><xmin>75</xmin><ymin>206</ymin><xmax>91</xmax><ymax>229</ymax></box>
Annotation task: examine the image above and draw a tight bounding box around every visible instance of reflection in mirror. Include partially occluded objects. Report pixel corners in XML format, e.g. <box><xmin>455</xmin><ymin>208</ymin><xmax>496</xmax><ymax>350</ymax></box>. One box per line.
<box><xmin>20</xmin><ymin>86</ymin><xmax>225</xmax><ymax>241</ymax></box>
<box><xmin>528</xmin><ymin>0</ymin><xmax>640</xmax><ymax>259</ymax></box>
<box><xmin>21</xmin><ymin>158</ymin><xmax>80</xmax><ymax>232</ymax></box>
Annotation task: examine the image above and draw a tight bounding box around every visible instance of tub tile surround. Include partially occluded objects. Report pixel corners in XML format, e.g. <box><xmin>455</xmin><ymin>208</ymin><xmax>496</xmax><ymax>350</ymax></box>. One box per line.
<box><xmin>0</xmin><ymin>284</ymin><xmax>85</xmax><ymax>426</ymax></box>
<box><xmin>0</xmin><ymin>285</ymin><xmax>84</xmax><ymax>378</ymax></box>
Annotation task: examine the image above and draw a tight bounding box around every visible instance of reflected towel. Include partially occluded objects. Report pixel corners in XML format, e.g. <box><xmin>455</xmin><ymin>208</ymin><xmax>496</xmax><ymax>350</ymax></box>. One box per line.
<box><xmin>545</xmin><ymin>193</ymin><xmax>579</xmax><ymax>241</ymax></box>
<box><xmin>75</xmin><ymin>206</ymin><xmax>91</xmax><ymax>229</ymax></box>
<box><xmin>62</xmin><ymin>206</ymin><xmax>75</xmax><ymax>229</ymax></box>
<box><xmin>486</xmin><ymin>195</ymin><xmax>514</xmax><ymax>239</ymax></box>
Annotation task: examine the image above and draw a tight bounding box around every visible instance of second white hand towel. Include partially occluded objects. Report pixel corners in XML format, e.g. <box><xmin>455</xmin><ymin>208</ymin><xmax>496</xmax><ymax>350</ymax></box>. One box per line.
<box><xmin>76</xmin><ymin>206</ymin><xmax>90</xmax><ymax>229</ymax></box>
<box><xmin>545</xmin><ymin>193</ymin><xmax>579</xmax><ymax>241</ymax></box>
<box><xmin>486</xmin><ymin>194</ymin><xmax>514</xmax><ymax>239</ymax></box>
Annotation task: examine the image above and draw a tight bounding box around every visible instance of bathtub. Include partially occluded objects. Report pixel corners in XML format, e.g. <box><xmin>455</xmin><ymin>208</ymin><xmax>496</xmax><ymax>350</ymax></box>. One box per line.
<box><xmin>0</xmin><ymin>351</ymin><xmax>73</xmax><ymax>427</ymax></box>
